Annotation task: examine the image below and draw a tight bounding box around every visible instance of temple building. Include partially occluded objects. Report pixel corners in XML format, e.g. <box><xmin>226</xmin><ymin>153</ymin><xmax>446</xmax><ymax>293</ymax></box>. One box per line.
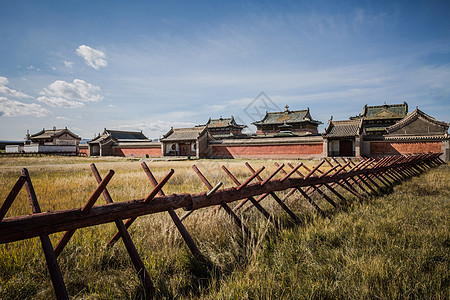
<box><xmin>350</xmin><ymin>102</ymin><xmax>408</xmax><ymax>135</ymax></box>
<box><xmin>160</xmin><ymin>126</ymin><xmax>209</xmax><ymax>158</ymax></box>
<box><xmin>252</xmin><ymin>105</ymin><xmax>322</xmax><ymax>136</ymax></box>
<box><xmin>26</xmin><ymin>127</ymin><xmax>81</xmax><ymax>146</ymax></box>
<box><xmin>323</xmin><ymin>119</ymin><xmax>363</xmax><ymax>157</ymax></box>
<box><xmin>6</xmin><ymin>127</ymin><xmax>81</xmax><ymax>154</ymax></box>
<box><xmin>366</xmin><ymin>108</ymin><xmax>449</xmax><ymax>159</ymax></box>
<box><xmin>78</xmin><ymin>102</ymin><xmax>448</xmax><ymax>161</ymax></box>
<box><xmin>87</xmin><ymin>129</ymin><xmax>160</xmax><ymax>157</ymax></box>
<box><xmin>200</xmin><ymin>116</ymin><xmax>246</xmax><ymax>139</ymax></box>
<box><xmin>324</xmin><ymin>103</ymin><xmax>449</xmax><ymax>160</ymax></box>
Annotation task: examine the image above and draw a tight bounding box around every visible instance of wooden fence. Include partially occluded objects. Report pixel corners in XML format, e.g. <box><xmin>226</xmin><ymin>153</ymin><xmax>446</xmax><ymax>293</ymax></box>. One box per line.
<box><xmin>0</xmin><ymin>153</ymin><xmax>444</xmax><ymax>299</ymax></box>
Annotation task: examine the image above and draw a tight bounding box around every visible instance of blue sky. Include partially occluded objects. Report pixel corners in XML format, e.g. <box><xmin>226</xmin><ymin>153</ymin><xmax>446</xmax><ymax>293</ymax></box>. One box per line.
<box><xmin>1</xmin><ymin>0</ymin><xmax>449</xmax><ymax>140</ymax></box>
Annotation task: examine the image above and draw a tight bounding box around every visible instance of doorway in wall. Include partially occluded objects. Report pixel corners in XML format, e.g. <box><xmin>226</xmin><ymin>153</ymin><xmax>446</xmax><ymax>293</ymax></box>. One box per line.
<box><xmin>339</xmin><ymin>140</ymin><xmax>353</xmax><ymax>156</ymax></box>
<box><xmin>179</xmin><ymin>143</ymin><xmax>191</xmax><ymax>156</ymax></box>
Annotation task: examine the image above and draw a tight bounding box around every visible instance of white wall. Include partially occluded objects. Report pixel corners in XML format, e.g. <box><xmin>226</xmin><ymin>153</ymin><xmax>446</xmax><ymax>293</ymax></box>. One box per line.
<box><xmin>24</xmin><ymin>145</ymin><xmax>77</xmax><ymax>153</ymax></box>
<box><xmin>165</xmin><ymin>143</ymin><xmax>178</xmax><ymax>153</ymax></box>
<box><xmin>5</xmin><ymin>145</ymin><xmax>20</xmax><ymax>153</ymax></box>
<box><xmin>329</xmin><ymin>140</ymin><xmax>339</xmax><ymax>156</ymax></box>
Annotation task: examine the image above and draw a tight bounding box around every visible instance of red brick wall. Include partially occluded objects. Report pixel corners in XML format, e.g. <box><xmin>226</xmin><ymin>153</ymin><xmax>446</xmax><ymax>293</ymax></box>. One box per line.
<box><xmin>212</xmin><ymin>143</ymin><xmax>323</xmax><ymax>159</ymax></box>
<box><xmin>78</xmin><ymin>147</ymin><xmax>89</xmax><ymax>156</ymax></box>
<box><xmin>370</xmin><ymin>141</ymin><xmax>441</xmax><ymax>156</ymax></box>
<box><xmin>114</xmin><ymin>147</ymin><xmax>162</xmax><ymax>157</ymax></box>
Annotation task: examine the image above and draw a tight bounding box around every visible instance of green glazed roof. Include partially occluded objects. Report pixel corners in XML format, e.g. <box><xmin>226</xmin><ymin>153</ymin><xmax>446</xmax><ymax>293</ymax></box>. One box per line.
<box><xmin>204</xmin><ymin>116</ymin><xmax>246</xmax><ymax>128</ymax></box>
<box><xmin>252</xmin><ymin>107</ymin><xmax>321</xmax><ymax>126</ymax></box>
<box><xmin>363</xmin><ymin>102</ymin><xmax>408</xmax><ymax>120</ymax></box>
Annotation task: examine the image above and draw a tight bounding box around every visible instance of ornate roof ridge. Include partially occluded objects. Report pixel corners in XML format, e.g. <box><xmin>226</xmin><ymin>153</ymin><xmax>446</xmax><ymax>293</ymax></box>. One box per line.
<box><xmin>173</xmin><ymin>126</ymin><xmax>205</xmax><ymax>131</ymax></box>
<box><xmin>30</xmin><ymin>127</ymin><xmax>81</xmax><ymax>139</ymax></box>
<box><xmin>330</xmin><ymin>119</ymin><xmax>361</xmax><ymax>124</ymax></box>
<box><xmin>387</xmin><ymin>108</ymin><xmax>449</xmax><ymax>133</ymax></box>
<box><xmin>366</xmin><ymin>102</ymin><xmax>407</xmax><ymax>109</ymax></box>
<box><xmin>265</xmin><ymin>109</ymin><xmax>308</xmax><ymax>115</ymax></box>
<box><xmin>106</xmin><ymin>129</ymin><xmax>144</xmax><ymax>133</ymax></box>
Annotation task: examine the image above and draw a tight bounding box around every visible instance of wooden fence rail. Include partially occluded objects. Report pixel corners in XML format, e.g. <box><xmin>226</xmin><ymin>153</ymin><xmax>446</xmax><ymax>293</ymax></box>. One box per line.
<box><xmin>0</xmin><ymin>153</ymin><xmax>444</xmax><ymax>299</ymax></box>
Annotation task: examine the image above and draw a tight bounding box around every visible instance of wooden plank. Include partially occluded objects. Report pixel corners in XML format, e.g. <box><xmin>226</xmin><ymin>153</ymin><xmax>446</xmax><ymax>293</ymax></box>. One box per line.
<box><xmin>246</xmin><ymin>162</ymin><xmax>300</xmax><ymax>223</ymax></box>
<box><xmin>0</xmin><ymin>175</ymin><xmax>26</xmax><ymax>221</ymax></box>
<box><xmin>90</xmin><ymin>164</ymin><xmax>155</xmax><ymax>296</ymax></box>
<box><xmin>192</xmin><ymin>165</ymin><xmax>251</xmax><ymax>237</ymax></box>
<box><xmin>22</xmin><ymin>168</ymin><xmax>69</xmax><ymax>300</ymax></box>
<box><xmin>1</xmin><ymin>158</ymin><xmax>431</xmax><ymax>244</ymax></box>
<box><xmin>142</xmin><ymin>163</ymin><xmax>204</xmax><ymax>260</ymax></box>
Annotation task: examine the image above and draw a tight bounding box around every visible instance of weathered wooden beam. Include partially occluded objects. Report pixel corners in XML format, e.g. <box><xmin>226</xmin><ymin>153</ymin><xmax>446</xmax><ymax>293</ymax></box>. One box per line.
<box><xmin>54</xmin><ymin>170</ymin><xmax>115</xmax><ymax>256</ymax></box>
<box><xmin>0</xmin><ymin>158</ymin><xmax>433</xmax><ymax>244</ymax></box>
<box><xmin>193</xmin><ymin>165</ymin><xmax>251</xmax><ymax>237</ymax></box>
<box><xmin>22</xmin><ymin>168</ymin><xmax>68</xmax><ymax>300</ymax></box>
<box><xmin>223</xmin><ymin>165</ymin><xmax>274</xmax><ymax>223</ymax></box>
<box><xmin>106</xmin><ymin>168</ymin><xmax>174</xmax><ymax>247</ymax></box>
<box><xmin>0</xmin><ymin>175</ymin><xmax>26</xmax><ymax>221</ymax></box>
<box><xmin>90</xmin><ymin>164</ymin><xmax>155</xmax><ymax>296</ymax></box>
<box><xmin>246</xmin><ymin>162</ymin><xmax>300</xmax><ymax>223</ymax></box>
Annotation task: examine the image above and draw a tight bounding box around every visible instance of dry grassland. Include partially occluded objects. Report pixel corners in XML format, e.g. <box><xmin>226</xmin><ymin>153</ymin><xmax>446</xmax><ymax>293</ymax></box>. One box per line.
<box><xmin>0</xmin><ymin>156</ymin><xmax>448</xmax><ymax>299</ymax></box>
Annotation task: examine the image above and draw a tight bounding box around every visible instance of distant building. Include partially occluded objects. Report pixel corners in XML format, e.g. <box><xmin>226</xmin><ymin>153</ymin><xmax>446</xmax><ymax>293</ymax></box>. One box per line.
<box><xmin>323</xmin><ymin>119</ymin><xmax>363</xmax><ymax>157</ymax></box>
<box><xmin>6</xmin><ymin>127</ymin><xmax>81</xmax><ymax>154</ymax></box>
<box><xmin>324</xmin><ymin>103</ymin><xmax>449</xmax><ymax>160</ymax></box>
<box><xmin>160</xmin><ymin>126</ymin><xmax>209</xmax><ymax>158</ymax></box>
<box><xmin>200</xmin><ymin>116</ymin><xmax>246</xmax><ymax>139</ymax></box>
<box><xmin>87</xmin><ymin>129</ymin><xmax>160</xmax><ymax>157</ymax></box>
<box><xmin>27</xmin><ymin>127</ymin><xmax>81</xmax><ymax>146</ymax></box>
<box><xmin>367</xmin><ymin>108</ymin><xmax>449</xmax><ymax>159</ymax></box>
<box><xmin>252</xmin><ymin>105</ymin><xmax>322</xmax><ymax>136</ymax></box>
<box><xmin>350</xmin><ymin>102</ymin><xmax>408</xmax><ymax>136</ymax></box>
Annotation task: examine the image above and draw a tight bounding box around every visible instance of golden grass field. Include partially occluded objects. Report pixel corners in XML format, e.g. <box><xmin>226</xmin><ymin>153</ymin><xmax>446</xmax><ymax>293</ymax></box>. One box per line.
<box><xmin>0</xmin><ymin>156</ymin><xmax>448</xmax><ymax>299</ymax></box>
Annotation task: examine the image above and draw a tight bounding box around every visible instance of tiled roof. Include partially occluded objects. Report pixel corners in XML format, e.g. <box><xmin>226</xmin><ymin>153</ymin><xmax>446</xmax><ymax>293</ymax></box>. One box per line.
<box><xmin>30</xmin><ymin>128</ymin><xmax>81</xmax><ymax>140</ymax></box>
<box><xmin>88</xmin><ymin>129</ymin><xmax>149</xmax><ymax>144</ymax></box>
<box><xmin>323</xmin><ymin>119</ymin><xmax>362</xmax><ymax>138</ymax></box>
<box><xmin>161</xmin><ymin>126</ymin><xmax>207</xmax><ymax>142</ymax></box>
<box><xmin>204</xmin><ymin>116</ymin><xmax>246</xmax><ymax>128</ymax></box>
<box><xmin>87</xmin><ymin>135</ymin><xmax>115</xmax><ymax>145</ymax></box>
<box><xmin>252</xmin><ymin>107</ymin><xmax>321</xmax><ymax>125</ymax></box>
<box><xmin>106</xmin><ymin>130</ymin><xmax>147</xmax><ymax>140</ymax></box>
<box><xmin>363</xmin><ymin>102</ymin><xmax>408</xmax><ymax>120</ymax></box>
<box><xmin>387</xmin><ymin>108</ymin><xmax>449</xmax><ymax>133</ymax></box>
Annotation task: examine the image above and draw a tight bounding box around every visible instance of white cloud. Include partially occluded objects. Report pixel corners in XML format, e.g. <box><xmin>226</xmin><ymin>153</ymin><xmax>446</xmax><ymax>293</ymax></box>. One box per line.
<box><xmin>206</xmin><ymin>104</ymin><xmax>226</xmax><ymax>111</ymax></box>
<box><xmin>37</xmin><ymin>96</ymin><xmax>85</xmax><ymax>108</ymax></box>
<box><xmin>76</xmin><ymin>45</ymin><xmax>107</xmax><ymax>70</ymax></box>
<box><xmin>27</xmin><ymin>65</ymin><xmax>39</xmax><ymax>71</ymax></box>
<box><xmin>0</xmin><ymin>97</ymin><xmax>49</xmax><ymax>117</ymax></box>
<box><xmin>64</xmin><ymin>61</ymin><xmax>74</xmax><ymax>68</ymax></box>
<box><xmin>38</xmin><ymin>79</ymin><xmax>103</xmax><ymax>108</ymax></box>
<box><xmin>0</xmin><ymin>76</ymin><xmax>33</xmax><ymax>99</ymax></box>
